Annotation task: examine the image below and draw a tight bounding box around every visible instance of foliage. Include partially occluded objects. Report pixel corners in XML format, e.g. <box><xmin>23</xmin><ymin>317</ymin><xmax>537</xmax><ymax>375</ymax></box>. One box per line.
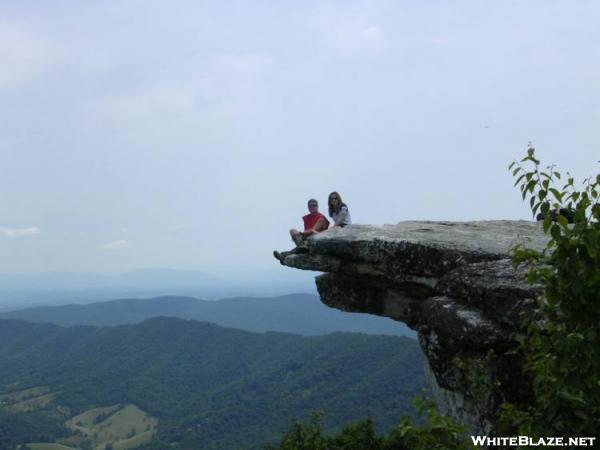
<box><xmin>265</xmin><ymin>412</ymin><xmax>332</xmax><ymax>450</ymax></box>
<box><xmin>0</xmin><ymin>318</ymin><xmax>424</xmax><ymax>450</ymax></box>
<box><xmin>0</xmin><ymin>409</ymin><xmax>68</xmax><ymax>450</ymax></box>
<box><xmin>266</xmin><ymin>398</ymin><xmax>472</xmax><ymax>450</ymax></box>
<box><xmin>384</xmin><ymin>397</ymin><xmax>472</xmax><ymax>450</ymax></box>
<box><xmin>501</xmin><ymin>146</ymin><xmax>600</xmax><ymax>438</ymax></box>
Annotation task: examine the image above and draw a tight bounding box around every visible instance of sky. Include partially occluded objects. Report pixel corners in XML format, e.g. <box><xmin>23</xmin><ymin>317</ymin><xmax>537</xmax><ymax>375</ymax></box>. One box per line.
<box><xmin>0</xmin><ymin>0</ymin><xmax>598</xmax><ymax>276</ymax></box>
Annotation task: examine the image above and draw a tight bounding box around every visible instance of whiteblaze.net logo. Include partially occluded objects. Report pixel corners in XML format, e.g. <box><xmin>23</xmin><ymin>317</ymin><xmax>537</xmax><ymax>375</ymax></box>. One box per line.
<box><xmin>471</xmin><ymin>436</ymin><xmax>597</xmax><ymax>447</ymax></box>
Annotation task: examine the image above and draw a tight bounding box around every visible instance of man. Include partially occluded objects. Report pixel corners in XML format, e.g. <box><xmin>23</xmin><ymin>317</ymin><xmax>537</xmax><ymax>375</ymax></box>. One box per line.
<box><xmin>273</xmin><ymin>198</ymin><xmax>329</xmax><ymax>262</ymax></box>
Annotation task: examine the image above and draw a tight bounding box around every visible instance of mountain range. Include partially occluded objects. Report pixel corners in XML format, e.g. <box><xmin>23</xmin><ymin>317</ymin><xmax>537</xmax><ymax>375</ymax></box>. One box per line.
<box><xmin>0</xmin><ymin>294</ymin><xmax>413</xmax><ymax>337</ymax></box>
<box><xmin>0</xmin><ymin>317</ymin><xmax>425</xmax><ymax>449</ymax></box>
<box><xmin>0</xmin><ymin>269</ymin><xmax>317</xmax><ymax>311</ymax></box>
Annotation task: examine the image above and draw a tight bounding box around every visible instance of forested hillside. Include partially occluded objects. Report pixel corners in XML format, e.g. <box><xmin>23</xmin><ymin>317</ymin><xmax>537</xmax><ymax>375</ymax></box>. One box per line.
<box><xmin>0</xmin><ymin>318</ymin><xmax>424</xmax><ymax>449</ymax></box>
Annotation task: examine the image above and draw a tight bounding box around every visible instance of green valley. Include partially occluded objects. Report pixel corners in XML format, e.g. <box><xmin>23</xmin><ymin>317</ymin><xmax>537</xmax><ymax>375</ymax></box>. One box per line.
<box><xmin>0</xmin><ymin>318</ymin><xmax>424</xmax><ymax>449</ymax></box>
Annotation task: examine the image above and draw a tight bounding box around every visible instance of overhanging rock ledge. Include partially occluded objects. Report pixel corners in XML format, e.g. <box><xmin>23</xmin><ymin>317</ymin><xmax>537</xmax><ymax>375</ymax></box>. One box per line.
<box><xmin>277</xmin><ymin>220</ymin><xmax>547</xmax><ymax>435</ymax></box>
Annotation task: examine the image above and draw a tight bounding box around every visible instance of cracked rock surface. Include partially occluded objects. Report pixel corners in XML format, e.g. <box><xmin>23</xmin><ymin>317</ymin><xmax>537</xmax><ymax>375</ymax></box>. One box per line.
<box><xmin>276</xmin><ymin>220</ymin><xmax>546</xmax><ymax>434</ymax></box>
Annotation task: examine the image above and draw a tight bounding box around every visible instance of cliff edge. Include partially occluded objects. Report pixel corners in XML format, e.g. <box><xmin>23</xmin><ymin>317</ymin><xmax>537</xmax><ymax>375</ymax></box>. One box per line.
<box><xmin>276</xmin><ymin>220</ymin><xmax>547</xmax><ymax>434</ymax></box>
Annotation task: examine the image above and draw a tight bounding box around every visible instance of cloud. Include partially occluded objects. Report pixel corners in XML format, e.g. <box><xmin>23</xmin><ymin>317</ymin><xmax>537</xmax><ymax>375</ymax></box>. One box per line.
<box><xmin>213</xmin><ymin>53</ymin><xmax>271</xmax><ymax>79</ymax></box>
<box><xmin>0</xmin><ymin>22</ymin><xmax>62</xmax><ymax>89</ymax></box>
<box><xmin>168</xmin><ymin>225</ymin><xmax>185</xmax><ymax>235</ymax></box>
<box><xmin>362</xmin><ymin>26</ymin><xmax>384</xmax><ymax>49</ymax></box>
<box><xmin>308</xmin><ymin>5</ymin><xmax>385</xmax><ymax>52</ymax></box>
<box><xmin>91</xmin><ymin>52</ymin><xmax>271</xmax><ymax>127</ymax></box>
<box><xmin>102</xmin><ymin>239</ymin><xmax>131</xmax><ymax>251</ymax></box>
<box><xmin>98</xmin><ymin>83</ymin><xmax>200</xmax><ymax>120</ymax></box>
<box><xmin>0</xmin><ymin>227</ymin><xmax>41</xmax><ymax>238</ymax></box>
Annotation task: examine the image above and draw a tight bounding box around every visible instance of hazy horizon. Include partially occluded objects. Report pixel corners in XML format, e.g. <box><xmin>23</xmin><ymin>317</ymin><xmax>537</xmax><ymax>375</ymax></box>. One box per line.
<box><xmin>1</xmin><ymin>1</ymin><xmax>598</xmax><ymax>275</ymax></box>
<box><xmin>0</xmin><ymin>266</ymin><xmax>320</xmax><ymax>310</ymax></box>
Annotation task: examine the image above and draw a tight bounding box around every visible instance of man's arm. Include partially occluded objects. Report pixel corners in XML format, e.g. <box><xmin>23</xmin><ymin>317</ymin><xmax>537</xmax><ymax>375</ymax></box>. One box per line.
<box><xmin>301</xmin><ymin>217</ymin><xmax>329</xmax><ymax>236</ymax></box>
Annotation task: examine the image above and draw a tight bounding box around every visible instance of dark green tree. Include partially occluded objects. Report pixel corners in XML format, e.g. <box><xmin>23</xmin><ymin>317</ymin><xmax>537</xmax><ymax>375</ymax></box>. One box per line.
<box><xmin>266</xmin><ymin>399</ymin><xmax>471</xmax><ymax>450</ymax></box>
<box><xmin>382</xmin><ymin>398</ymin><xmax>471</xmax><ymax>450</ymax></box>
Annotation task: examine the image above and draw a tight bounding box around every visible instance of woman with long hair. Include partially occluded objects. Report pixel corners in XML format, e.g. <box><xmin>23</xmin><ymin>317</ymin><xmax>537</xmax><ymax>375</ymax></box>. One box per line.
<box><xmin>328</xmin><ymin>191</ymin><xmax>352</xmax><ymax>227</ymax></box>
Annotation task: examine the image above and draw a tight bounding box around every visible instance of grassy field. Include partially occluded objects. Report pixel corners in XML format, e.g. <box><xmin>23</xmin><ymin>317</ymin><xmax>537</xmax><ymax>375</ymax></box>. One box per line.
<box><xmin>65</xmin><ymin>404</ymin><xmax>122</xmax><ymax>428</ymax></box>
<box><xmin>13</xmin><ymin>391</ymin><xmax>57</xmax><ymax>411</ymax></box>
<box><xmin>0</xmin><ymin>386</ymin><xmax>51</xmax><ymax>403</ymax></box>
<box><xmin>112</xmin><ymin>430</ymin><xmax>156</xmax><ymax>450</ymax></box>
<box><xmin>0</xmin><ymin>385</ymin><xmax>58</xmax><ymax>412</ymax></box>
<box><xmin>62</xmin><ymin>404</ymin><xmax>158</xmax><ymax>450</ymax></box>
<box><xmin>3</xmin><ymin>384</ymin><xmax>159</xmax><ymax>450</ymax></box>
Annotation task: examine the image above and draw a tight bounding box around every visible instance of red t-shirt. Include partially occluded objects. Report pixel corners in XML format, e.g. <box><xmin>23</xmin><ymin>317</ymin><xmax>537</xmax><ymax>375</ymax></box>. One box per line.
<box><xmin>302</xmin><ymin>212</ymin><xmax>329</xmax><ymax>231</ymax></box>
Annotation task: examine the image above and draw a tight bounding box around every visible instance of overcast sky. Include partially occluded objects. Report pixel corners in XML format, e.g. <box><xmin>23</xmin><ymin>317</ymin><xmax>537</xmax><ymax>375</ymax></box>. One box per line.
<box><xmin>0</xmin><ymin>1</ymin><xmax>598</xmax><ymax>276</ymax></box>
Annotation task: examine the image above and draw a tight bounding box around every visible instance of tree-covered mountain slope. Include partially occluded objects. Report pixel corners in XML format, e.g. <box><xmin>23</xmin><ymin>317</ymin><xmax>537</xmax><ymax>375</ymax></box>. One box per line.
<box><xmin>0</xmin><ymin>318</ymin><xmax>424</xmax><ymax>449</ymax></box>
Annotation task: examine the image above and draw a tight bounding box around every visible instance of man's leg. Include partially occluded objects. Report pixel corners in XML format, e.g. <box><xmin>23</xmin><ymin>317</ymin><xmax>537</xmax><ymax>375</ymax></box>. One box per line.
<box><xmin>289</xmin><ymin>228</ymin><xmax>309</xmax><ymax>249</ymax></box>
<box><xmin>291</xmin><ymin>233</ymin><xmax>304</xmax><ymax>247</ymax></box>
<box><xmin>273</xmin><ymin>247</ymin><xmax>297</xmax><ymax>261</ymax></box>
<box><xmin>274</xmin><ymin>230</ymin><xmax>308</xmax><ymax>262</ymax></box>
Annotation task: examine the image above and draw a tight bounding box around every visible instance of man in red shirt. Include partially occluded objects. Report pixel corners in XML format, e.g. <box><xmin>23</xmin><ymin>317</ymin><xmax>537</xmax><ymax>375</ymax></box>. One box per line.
<box><xmin>274</xmin><ymin>199</ymin><xmax>329</xmax><ymax>262</ymax></box>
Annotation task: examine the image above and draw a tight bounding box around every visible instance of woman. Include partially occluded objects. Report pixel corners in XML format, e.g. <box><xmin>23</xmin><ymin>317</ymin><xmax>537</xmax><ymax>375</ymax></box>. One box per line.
<box><xmin>328</xmin><ymin>191</ymin><xmax>352</xmax><ymax>227</ymax></box>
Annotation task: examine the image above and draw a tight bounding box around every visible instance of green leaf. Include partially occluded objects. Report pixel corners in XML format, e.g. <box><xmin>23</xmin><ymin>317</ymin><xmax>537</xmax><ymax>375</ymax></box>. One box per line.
<box><xmin>543</xmin><ymin>216</ymin><xmax>552</xmax><ymax>233</ymax></box>
<box><xmin>550</xmin><ymin>224</ymin><xmax>561</xmax><ymax>240</ymax></box>
<box><xmin>526</xmin><ymin>179</ymin><xmax>536</xmax><ymax>194</ymax></box>
<box><xmin>557</xmin><ymin>215</ymin><xmax>568</xmax><ymax>227</ymax></box>
<box><xmin>549</xmin><ymin>188</ymin><xmax>563</xmax><ymax>202</ymax></box>
<box><xmin>557</xmin><ymin>390</ymin><xmax>585</xmax><ymax>404</ymax></box>
<box><xmin>514</xmin><ymin>174</ymin><xmax>526</xmax><ymax>187</ymax></box>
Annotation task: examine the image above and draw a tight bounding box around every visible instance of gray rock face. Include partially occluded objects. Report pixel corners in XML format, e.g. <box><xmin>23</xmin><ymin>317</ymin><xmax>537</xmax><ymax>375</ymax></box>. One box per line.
<box><xmin>276</xmin><ymin>220</ymin><xmax>547</xmax><ymax>434</ymax></box>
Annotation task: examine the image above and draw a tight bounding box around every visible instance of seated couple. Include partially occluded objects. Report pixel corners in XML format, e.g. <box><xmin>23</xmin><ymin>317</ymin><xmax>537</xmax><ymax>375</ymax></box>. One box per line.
<box><xmin>273</xmin><ymin>192</ymin><xmax>351</xmax><ymax>262</ymax></box>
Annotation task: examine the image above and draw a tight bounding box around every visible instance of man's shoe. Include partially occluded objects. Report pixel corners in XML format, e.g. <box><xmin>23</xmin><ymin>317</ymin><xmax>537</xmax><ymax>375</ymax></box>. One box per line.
<box><xmin>273</xmin><ymin>250</ymin><xmax>283</xmax><ymax>261</ymax></box>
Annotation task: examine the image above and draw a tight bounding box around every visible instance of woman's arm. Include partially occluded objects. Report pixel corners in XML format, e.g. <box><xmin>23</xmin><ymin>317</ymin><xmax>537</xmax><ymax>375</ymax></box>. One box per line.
<box><xmin>333</xmin><ymin>207</ymin><xmax>348</xmax><ymax>227</ymax></box>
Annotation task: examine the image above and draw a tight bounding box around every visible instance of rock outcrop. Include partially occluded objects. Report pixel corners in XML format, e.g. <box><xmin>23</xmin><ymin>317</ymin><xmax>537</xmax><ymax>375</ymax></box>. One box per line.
<box><xmin>276</xmin><ymin>221</ymin><xmax>547</xmax><ymax>434</ymax></box>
